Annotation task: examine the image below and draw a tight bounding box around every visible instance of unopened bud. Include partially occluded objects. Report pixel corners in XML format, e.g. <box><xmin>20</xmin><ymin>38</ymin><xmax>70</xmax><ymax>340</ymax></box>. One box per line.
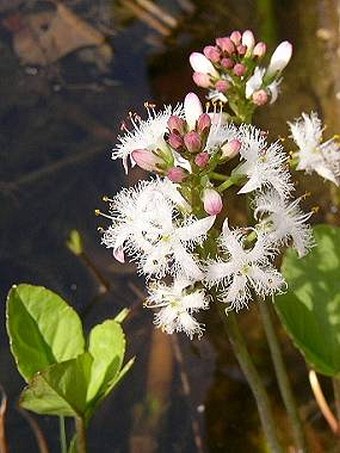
<box><xmin>167</xmin><ymin>166</ymin><xmax>186</xmax><ymax>182</ymax></box>
<box><xmin>215</xmin><ymin>80</ymin><xmax>230</xmax><ymax>92</ymax></box>
<box><xmin>221</xmin><ymin>138</ymin><xmax>241</xmax><ymax>158</ymax></box>
<box><xmin>167</xmin><ymin>115</ymin><xmax>186</xmax><ymax>134</ymax></box>
<box><xmin>252</xmin><ymin>89</ymin><xmax>269</xmax><ymax>106</ymax></box>
<box><xmin>203</xmin><ymin>45</ymin><xmax>220</xmax><ymax>63</ymax></box>
<box><xmin>203</xmin><ymin>188</ymin><xmax>223</xmax><ymax>215</ymax></box>
<box><xmin>253</xmin><ymin>42</ymin><xmax>266</xmax><ymax>58</ymax></box>
<box><xmin>193</xmin><ymin>71</ymin><xmax>211</xmax><ymax>88</ymax></box>
<box><xmin>242</xmin><ymin>30</ymin><xmax>255</xmax><ymax>53</ymax></box>
<box><xmin>233</xmin><ymin>63</ymin><xmax>246</xmax><ymax>76</ymax></box>
<box><xmin>267</xmin><ymin>41</ymin><xmax>293</xmax><ymax>76</ymax></box>
<box><xmin>215</xmin><ymin>37</ymin><xmax>235</xmax><ymax>54</ymax></box>
<box><xmin>131</xmin><ymin>149</ymin><xmax>162</xmax><ymax>172</ymax></box>
<box><xmin>237</xmin><ymin>44</ymin><xmax>247</xmax><ymax>56</ymax></box>
<box><xmin>221</xmin><ymin>57</ymin><xmax>234</xmax><ymax>69</ymax></box>
<box><xmin>197</xmin><ymin>113</ymin><xmax>211</xmax><ymax>135</ymax></box>
<box><xmin>168</xmin><ymin>133</ymin><xmax>184</xmax><ymax>150</ymax></box>
<box><xmin>230</xmin><ymin>30</ymin><xmax>242</xmax><ymax>45</ymax></box>
<box><xmin>195</xmin><ymin>152</ymin><xmax>210</xmax><ymax>167</ymax></box>
<box><xmin>189</xmin><ymin>52</ymin><xmax>219</xmax><ymax>76</ymax></box>
<box><xmin>184</xmin><ymin>131</ymin><xmax>202</xmax><ymax>153</ymax></box>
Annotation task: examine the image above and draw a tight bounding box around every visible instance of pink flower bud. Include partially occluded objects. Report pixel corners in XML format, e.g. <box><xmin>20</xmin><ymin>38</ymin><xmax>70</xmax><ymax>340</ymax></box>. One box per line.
<box><xmin>131</xmin><ymin>149</ymin><xmax>162</xmax><ymax>172</ymax></box>
<box><xmin>221</xmin><ymin>138</ymin><xmax>241</xmax><ymax>158</ymax></box>
<box><xmin>203</xmin><ymin>45</ymin><xmax>220</xmax><ymax>63</ymax></box>
<box><xmin>230</xmin><ymin>30</ymin><xmax>242</xmax><ymax>45</ymax></box>
<box><xmin>203</xmin><ymin>188</ymin><xmax>223</xmax><ymax>215</ymax></box>
<box><xmin>215</xmin><ymin>80</ymin><xmax>230</xmax><ymax>92</ymax></box>
<box><xmin>233</xmin><ymin>63</ymin><xmax>246</xmax><ymax>76</ymax></box>
<box><xmin>252</xmin><ymin>89</ymin><xmax>269</xmax><ymax>106</ymax></box>
<box><xmin>221</xmin><ymin>57</ymin><xmax>234</xmax><ymax>69</ymax></box>
<box><xmin>197</xmin><ymin>113</ymin><xmax>211</xmax><ymax>134</ymax></box>
<box><xmin>167</xmin><ymin>167</ymin><xmax>186</xmax><ymax>182</ymax></box>
<box><xmin>195</xmin><ymin>152</ymin><xmax>210</xmax><ymax>167</ymax></box>
<box><xmin>253</xmin><ymin>42</ymin><xmax>266</xmax><ymax>58</ymax></box>
<box><xmin>184</xmin><ymin>131</ymin><xmax>202</xmax><ymax>153</ymax></box>
<box><xmin>242</xmin><ymin>30</ymin><xmax>255</xmax><ymax>52</ymax></box>
<box><xmin>168</xmin><ymin>133</ymin><xmax>184</xmax><ymax>150</ymax></box>
<box><xmin>215</xmin><ymin>37</ymin><xmax>235</xmax><ymax>54</ymax></box>
<box><xmin>193</xmin><ymin>71</ymin><xmax>211</xmax><ymax>88</ymax></box>
<box><xmin>167</xmin><ymin>115</ymin><xmax>186</xmax><ymax>134</ymax></box>
<box><xmin>237</xmin><ymin>44</ymin><xmax>247</xmax><ymax>56</ymax></box>
<box><xmin>267</xmin><ymin>41</ymin><xmax>293</xmax><ymax>76</ymax></box>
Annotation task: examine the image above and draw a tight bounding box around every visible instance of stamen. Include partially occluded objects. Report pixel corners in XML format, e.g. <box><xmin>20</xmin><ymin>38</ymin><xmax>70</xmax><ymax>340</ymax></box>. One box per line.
<box><xmin>144</xmin><ymin>101</ymin><xmax>157</xmax><ymax>119</ymax></box>
<box><xmin>311</xmin><ymin>206</ymin><xmax>319</xmax><ymax>213</ymax></box>
<box><xmin>120</xmin><ymin>120</ymin><xmax>129</xmax><ymax>132</ymax></box>
<box><xmin>97</xmin><ymin>226</ymin><xmax>105</xmax><ymax>232</ymax></box>
<box><xmin>102</xmin><ymin>195</ymin><xmax>114</xmax><ymax>202</ymax></box>
<box><xmin>95</xmin><ymin>209</ymin><xmax>114</xmax><ymax>220</ymax></box>
<box><xmin>301</xmin><ymin>191</ymin><xmax>311</xmax><ymax>200</ymax></box>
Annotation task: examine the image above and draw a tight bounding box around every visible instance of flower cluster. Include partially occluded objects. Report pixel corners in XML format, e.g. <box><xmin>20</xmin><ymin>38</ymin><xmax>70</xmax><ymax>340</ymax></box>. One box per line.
<box><xmin>189</xmin><ymin>29</ymin><xmax>292</xmax><ymax>113</ymax></box>
<box><xmin>99</xmin><ymin>30</ymin><xmax>313</xmax><ymax>339</ymax></box>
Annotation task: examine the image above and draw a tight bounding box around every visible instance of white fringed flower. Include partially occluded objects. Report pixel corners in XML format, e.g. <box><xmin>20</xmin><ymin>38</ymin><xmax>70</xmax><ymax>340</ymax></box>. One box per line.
<box><xmin>101</xmin><ymin>178</ymin><xmax>215</xmax><ymax>279</ymax></box>
<box><xmin>112</xmin><ymin>103</ymin><xmax>184</xmax><ymax>173</ymax></box>
<box><xmin>236</xmin><ymin>125</ymin><xmax>294</xmax><ymax>198</ymax></box>
<box><xmin>205</xmin><ymin>219</ymin><xmax>285</xmax><ymax>311</ymax></box>
<box><xmin>288</xmin><ymin>112</ymin><xmax>340</xmax><ymax>186</ymax></box>
<box><xmin>254</xmin><ymin>190</ymin><xmax>314</xmax><ymax>257</ymax></box>
<box><xmin>145</xmin><ymin>278</ymin><xmax>210</xmax><ymax>339</ymax></box>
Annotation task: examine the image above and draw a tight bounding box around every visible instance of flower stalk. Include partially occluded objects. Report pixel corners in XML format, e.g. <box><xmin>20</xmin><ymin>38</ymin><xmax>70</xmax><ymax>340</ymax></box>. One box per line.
<box><xmin>218</xmin><ymin>306</ymin><xmax>283</xmax><ymax>452</ymax></box>
<box><xmin>259</xmin><ymin>301</ymin><xmax>308</xmax><ymax>451</ymax></box>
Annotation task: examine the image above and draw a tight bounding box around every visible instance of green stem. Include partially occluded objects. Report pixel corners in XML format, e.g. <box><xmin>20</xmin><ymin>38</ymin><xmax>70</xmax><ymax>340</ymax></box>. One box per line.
<box><xmin>259</xmin><ymin>302</ymin><xmax>308</xmax><ymax>452</ymax></box>
<box><xmin>217</xmin><ymin>176</ymin><xmax>239</xmax><ymax>192</ymax></box>
<box><xmin>332</xmin><ymin>377</ymin><xmax>340</xmax><ymax>421</ymax></box>
<box><xmin>75</xmin><ymin>417</ymin><xmax>87</xmax><ymax>453</ymax></box>
<box><xmin>218</xmin><ymin>306</ymin><xmax>283</xmax><ymax>452</ymax></box>
<box><xmin>210</xmin><ymin>172</ymin><xmax>229</xmax><ymax>181</ymax></box>
<box><xmin>59</xmin><ymin>416</ymin><xmax>67</xmax><ymax>453</ymax></box>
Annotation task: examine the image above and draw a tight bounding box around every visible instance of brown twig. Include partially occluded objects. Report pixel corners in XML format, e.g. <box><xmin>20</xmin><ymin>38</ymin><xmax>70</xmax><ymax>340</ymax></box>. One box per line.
<box><xmin>309</xmin><ymin>369</ymin><xmax>340</xmax><ymax>435</ymax></box>
<box><xmin>1</xmin><ymin>142</ymin><xmax>105</xmax><ymax>190</ymax></box>
<box><xmin>124</xmin><ymin>0</ymin><xmax>172</xmax><ymax>36</ymax></box>
<box><xmin>0</xmin><ymin>385</ymin><xmax>8</xmax><ymax>453</ymax></box>
<box><xmin>135</xmin><ymin>0</ymin><xmax>177</xmax><ymax>28</ymax></box>
<box><xmin>18</xmin><ymin>407</ymin><xmax>50</xmax><ymax>453</ymax></box>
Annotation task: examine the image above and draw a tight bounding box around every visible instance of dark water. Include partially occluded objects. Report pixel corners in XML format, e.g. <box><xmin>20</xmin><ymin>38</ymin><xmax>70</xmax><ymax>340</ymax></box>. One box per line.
<box><xmin>0</xmin><ymin>0</ymin><xmax>337</xmax><ymax>452</ymax></box>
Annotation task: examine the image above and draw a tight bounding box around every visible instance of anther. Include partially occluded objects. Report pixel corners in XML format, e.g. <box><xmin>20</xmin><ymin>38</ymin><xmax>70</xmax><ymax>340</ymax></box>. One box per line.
<box><xmin>95</xmin><ymin>209</ymin><xmax>113</xmax><ymax>220</ymax></box>
<box><xmin>312</xmin><ymin>206</ymin><xmax>320</xmax><ymax>213</ymax></box>
<box><xmin>102</xmin><ymin>195</ymin><xmax>114</xmax><ymax>202</ymax></box>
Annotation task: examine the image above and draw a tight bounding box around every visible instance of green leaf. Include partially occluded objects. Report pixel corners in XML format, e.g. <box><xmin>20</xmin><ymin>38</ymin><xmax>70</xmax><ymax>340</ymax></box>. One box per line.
<box><xmin>6</xmin><ymin>284</ymin><xmax>85</xmax><ymax>381</ymax></box>
<box><xmin>86</xmin><ymin>320</ymin><xmax>126</xmax><ymax>405</ymax></box>
<box><xmin>275</xmin><ymin>224</ymin><xmax>340</xmax><ymax>376</ymax></box>
<box><xmin>20</xmin><ymin>353</ymin><xmax>92</xmax><ymax>417</ymax></box>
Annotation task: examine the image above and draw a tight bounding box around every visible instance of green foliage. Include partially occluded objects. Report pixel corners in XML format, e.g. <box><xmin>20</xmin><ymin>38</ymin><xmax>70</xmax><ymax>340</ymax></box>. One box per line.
<box><xmin>6</xmin><ymin>284</ymin><xmax>134</xmax><ymax>422</ymax></box>
<box><xmin>275</xmin><ymin>225</ymin><xmax>340</xmax><ymax>377</ymax></box>
<box><xmin>6</xmin><ymin>284</ymin><xmax>85</xmax><ymax>381</ymax></box>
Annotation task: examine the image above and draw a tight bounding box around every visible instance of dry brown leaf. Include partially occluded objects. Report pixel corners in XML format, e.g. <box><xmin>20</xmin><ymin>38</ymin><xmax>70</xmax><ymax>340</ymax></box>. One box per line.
<box><xmin>12</xmin><ymin>3</ymin><xmax>112</xmax><ymax>66</ymax></box>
